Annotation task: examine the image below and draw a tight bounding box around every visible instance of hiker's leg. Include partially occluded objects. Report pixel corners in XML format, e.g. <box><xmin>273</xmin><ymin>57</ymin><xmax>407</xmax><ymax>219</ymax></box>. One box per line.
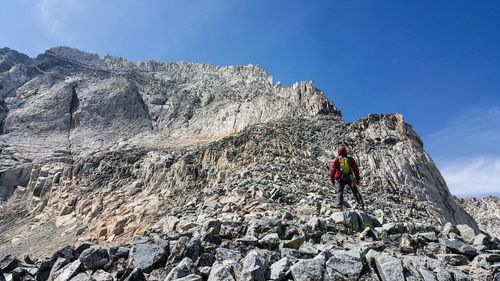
<box><xmin>351</xmin><ymin>185</ymin><xmax>365</xmax><ymax>206</ymax></box>
<box><xmin>335</xmin><ymin>181</ymin><xmax>345</xmax><ymax>209</ymax></box>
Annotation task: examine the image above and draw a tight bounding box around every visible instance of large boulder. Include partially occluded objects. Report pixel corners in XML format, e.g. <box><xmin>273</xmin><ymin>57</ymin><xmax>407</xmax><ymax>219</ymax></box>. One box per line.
<box><xmin>456</xmin><ymin>225</ymin><xmax>476</xmax><ymax>243</ymax></box>
<box><xmin>128</xmin><ymin>236</ymin><xmax>169</xmax><ymax>273</ymax></box>
<box><xmin>246</xmin><ymin>218</ymin><xmax>285</xmax><ymax>239</ymax></box>
<box><xmin>324</xmin><ymin>249</ymin><xmax>364</xmax><ymax>280</ymax></box>
<box><xmin>123</xmin><ymin>268</ymin><xmax>147</xmax><ymax>281</ymax></box>
<box><xmin>79</xmin><ymin>245</ymin><xmax>109</xmax><ymax>270</ymax></box>
<box><xmin>164</xmin><ymin>257</ymin><xmax>197</xmax><ymax>281</ymax></box>
<box><xmin>373</xmin><ymin>253</ymin><xmax>405</xmax><ymax>281</ymax></box>
<box><xmin>269</xmin><ymin>257</ymin><xmax>289</xmax><ymax>280</ymax></box>
<box><xmin>239</xmin><ymin>250</ymin><xmax>268</xmax><ymax>281</ymax></box>
<box><xmin>92</xmin><ymin>269</ymin><xmax>113</xmax><ymax>281</ymax></box>
<box><xmin>442</xmin><ymin>239</ymin><xmax>477</xmax><ymax>256</ymax></box>
<box><xmin>289</xmin><ymin>258</ymin><xmax>324</xmax><ymax>281</ymax></box>
<box><xmin>51</xmin><ymin>260</ymin><xmax>83</xmax><ymax>281</ymax></box>
<box><xmin>332</xmin><ymin>211</ymin><xmax>361</xmax><ymax>231</ymax></box>
<box><xmin>207</xmin><ymin>263</ymin><xmax>235</xmax><ymax>281</ymax></box>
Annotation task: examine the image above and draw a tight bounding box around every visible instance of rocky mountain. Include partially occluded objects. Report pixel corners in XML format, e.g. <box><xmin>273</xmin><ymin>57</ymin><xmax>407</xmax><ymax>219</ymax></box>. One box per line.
<box><xmin>0</xmin><ymin>46</ymin><xmax>498</xmax><ymax>280</ymax></box>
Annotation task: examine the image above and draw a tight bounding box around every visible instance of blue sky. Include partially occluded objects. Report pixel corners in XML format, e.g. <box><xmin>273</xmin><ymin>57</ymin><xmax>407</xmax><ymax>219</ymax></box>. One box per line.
<box><xmin>1</xmin><ymin>0</ymin><xmax>499</xmax><ymax>197</ymax></box>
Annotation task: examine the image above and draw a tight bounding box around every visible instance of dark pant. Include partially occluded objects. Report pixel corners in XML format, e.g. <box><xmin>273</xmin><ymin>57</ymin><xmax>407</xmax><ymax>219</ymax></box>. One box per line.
<box><xmin>335</xmin><ymin>175</ymin><xmax>364</xmax><ymax>209</ymax></box>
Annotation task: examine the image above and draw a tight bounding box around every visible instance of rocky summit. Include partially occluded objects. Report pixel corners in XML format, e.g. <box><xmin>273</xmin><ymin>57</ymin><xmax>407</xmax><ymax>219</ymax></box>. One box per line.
<box><xmin>0</xmin><ymin>46</ymin><xmax>498</xmax><ymax>281</ymax></box>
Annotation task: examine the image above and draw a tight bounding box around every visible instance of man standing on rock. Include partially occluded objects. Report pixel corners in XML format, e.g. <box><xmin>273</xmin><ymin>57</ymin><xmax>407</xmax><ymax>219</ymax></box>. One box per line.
<box><xmin>329</xmin><ymin>145</ymin><xmax>365</xmax><ymax>211</ymax></box>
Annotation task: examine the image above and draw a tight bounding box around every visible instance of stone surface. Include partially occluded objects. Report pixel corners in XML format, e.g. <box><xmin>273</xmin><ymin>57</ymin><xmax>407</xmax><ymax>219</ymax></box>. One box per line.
<box><xmin>456</xmin><ymin>224</ymin><xmax>476</xmax><ymax>243</ymax></box>
<box><xmin>78</xmin><ymin>245</ymin><xmax>109</xmax><ymax>270</ymax></box>
<box><xmin>289</xmin><ymin>258</ymin><xmax>324</xmax><ymax>281</ymax></box>
<box><xmin>207</xmin><ymin>263</ymin><xmax>235</xmax><ymax>281</ymax></box>
<box><xmin>436</xmin><ymin>254</ymin><xmax>469</xmax><ymax>266</ymax></box>
<box><xmin>92</xmin><ymin>269</ymin><xmax>113</xmax><ymax>281</ymax></box>
<box><xmin>269</xmin><ymin>257</ymin><xmax>289</xmax><ymax>280</ymax></box>
<box><xmin>128</xmin><ymin>236</ymin><xmax>169</xmax><ymax>273</ymax></box>
<box><xmin>325</xmin><ymin>249</ymin><xmax>363</xmax><ymax>280</ymax></box>
<box><xmin>373</xmin><ymin>253</ymin><xmax>405</xmax><ymax>281</ymax></box>
<box><xmin>238</xmin><ymin>250</ymin><xmax>267</xmax><ymax>281</ymax></box>
<box><xmin>164</xmin><ymin>257</ymin><xmax>197</xmax><ymax>281</ymax></box>
<box><xmin>52</xmin><ymin>260</ymin><xmax>83</xmax><ymax>281</ymax></box>
<box><xmin>442</xmin><ymin>239</ymin><xmax>477</xmax><ymax>256</ymax></box>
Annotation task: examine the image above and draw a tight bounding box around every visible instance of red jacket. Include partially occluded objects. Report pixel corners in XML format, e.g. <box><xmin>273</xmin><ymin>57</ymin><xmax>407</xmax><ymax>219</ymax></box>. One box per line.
<box><xmin>329</xmin><ymin>146</ymin><xmax>360</xmax><ymax>183</ymax></box>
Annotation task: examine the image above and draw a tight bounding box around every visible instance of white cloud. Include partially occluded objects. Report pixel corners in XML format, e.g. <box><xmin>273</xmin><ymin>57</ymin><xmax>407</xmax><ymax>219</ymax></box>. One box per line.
<box><xmin>440</xmin><ymin>156</ymin><xmax>500</xmax><ymax>197</ymax></box>
<box><xmin>37</xmin><ymin>0</ymin><xmax>82</xmax><ymax>41</ymax></box>
<box><xmin>426</xmin><ymin>105</ymin><xmax>500</xmax><ymax>197</ymax></box>
<box><xmin>427</xmin><ymin>106</ymin><xmax>500</xmax><ymax>159</ymax></box>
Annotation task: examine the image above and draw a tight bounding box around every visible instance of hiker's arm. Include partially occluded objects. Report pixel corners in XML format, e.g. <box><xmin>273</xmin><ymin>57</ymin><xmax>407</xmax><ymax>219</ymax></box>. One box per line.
<box><xmin>329</xmin><ymin>159</ymin><xmax>337</xmax><ymax>183</ymax></box>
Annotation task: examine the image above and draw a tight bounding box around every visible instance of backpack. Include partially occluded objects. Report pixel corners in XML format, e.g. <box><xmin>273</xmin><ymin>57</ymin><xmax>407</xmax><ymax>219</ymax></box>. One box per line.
<box><xmin>339</xmin><ymin>156</ymin><xmax>351</xmax><ymax>175</ymax></box>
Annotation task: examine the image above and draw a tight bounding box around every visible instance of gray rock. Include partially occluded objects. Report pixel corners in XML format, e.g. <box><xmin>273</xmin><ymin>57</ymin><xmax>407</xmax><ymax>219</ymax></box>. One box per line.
<box><xmin>436</xmin><ymin>254</ymin><xmax>468</xmax><ymax>266</ymax></box>
<box><xmin>400</xmin><ymin>233</ymin><xmax>415</xmax><ymax>253</ymax></box>
<box><xmin>382</xmin><ymin>223</ymin><xmax>405</xmax><ymax>235</ymax></box>
<box><xmin>49</xmin><ymin>257</ymin><xmax>70</xmax><ymax>280</ymax></box>
<box><xmin>418</xmin><ymin>268</ymin><xmax>437</xmax><ymax>281</ymax></box>
<box><xmin>289</xmin><ymin>258</ymin><xmax>324</xmax><ymax>281</ymax></box>
<box><xmin>239</xmin><ymin>250</ymin><xmax>268</xmax><ymax>281</ymax></box>
<box><xmin>52</xmin><ymin>260</ymin><xmax>83</xmax><ymax>281</ymax></box>
<box><xmin>269</xmin><ymin>257</ymin><xmax>289</xmax><ymax>280</ymax></box>
<box><xmin>435</xmin><ymin>267</ymin><xmax>453</xmax><ymax>281</ymax></box>
<box><xmin>175</xmin><ymin>274</ymin><xmax>203</xmax><ymax>281</ymax></box>
<box><xmin>207</xmin><ymin>263</ymin><xmax>235</xmax><ymax>281</ymax></box>
<box><xmin>185</xmin><ymin>237</ymin><xmax>203</xmax><ymax>261</ymax></box>
<box><xmin>69</xmin><ymin>272</ymin><xmax>91</xmax><ymax>281</ymax></box>
<box><xmin>373</xmin><ymin>254</ymin><xmax>405</xmax><ymax>281</ymax></box>
<box><xmin>109</xmin><ymin>246</ymin><xmax>130</xmax><ymax>261</ymax></box>
<box><xmin>441</xmin><ymin>223</ymin><xmax>459</xmax><ymax>238</ymax></box>
<box><xmin>0</xmin><ymin>255</ymin><xmax>20</xmax><ymax>273</ymax></box>
<box><xmin>332</xmin><ymin>211</ymin><xmax>361</xmax><ymax>231</ymax></box>
<box><xmin>215</xmin><ymin>248</ymin><xmax>242</xmax><ymax>262</ymax></box>
<box><xmin>417</xmin><ymin>232</ymin><xmax>439</xmax><ymax>242</ymax></box>
<box><xmin>298</xmin><ymin>242</ymin><xmax>319</xmax><ymax>256</ymax></box>
<box><xmin>324</xmin><ymin>249</ymin><xmax>363</xmax><ymax>280</ymax></box>
<box><xmin>456</xmin><ymin>224</ymin><xmax>476</xmax><ymax>243</ymax></box>
<box><xmin>357</xmin><ymin>211</ymin><xmax>382</xmax><ymax>228</ymax></box>
<box><xmin>401</xmin><ymin>256</ymin><xmax>441</xmax><ymax>271</ymax></box>
<box><xmin>128</xmin><ymin>236</ymin><xmax>169</xmax><ymax>273</ymax></box>
<box><xmin>79</xmin><ymin>246</ymin><xmax>109</xmax><ymax>270</ymax></box>
<box><xmin>442</xmin><ymin>239</ymin><xmax>477</xmax><ymax>256</ymax></box>
<box><xmin>449</xmin><ymin>270</ymin><xmax>473</xmax><ymax>281</ymax></box>
<box><xmin>472</xmin><ymin>233</ymin><xmax>489</xmax><ymax>246</ymax></box>
<box><xmin>164</xmin><ymin>257</ymin><xmax>197</xmax><ymax>281</ymax></box>
<box><xmin>259</xmin><ymin>233</ymin><xmax>280</xmax><ymax>248</ymax></box>
<box><xmin>246</xmin><ymin>218</ymin><xmax>284</xmax><ymax>239</ymax></box>
<box><xmin>91</xmin><ymin>269</ymin><xmax>113</xmax><ymax>281</ymax></box>
<box><xmin>123</xmin><ymin>268</ymin><xmax>147</xmax><ymax>281</ymax></box>
<box><xmin>307</xmin><ymin>217</ymin><xmax>326</xmax><ymax>232</ymax></box>
<box><xmin>281</xmin><ymin>236</ymin><xmax>305</xmax><ymax>250</ymax></box>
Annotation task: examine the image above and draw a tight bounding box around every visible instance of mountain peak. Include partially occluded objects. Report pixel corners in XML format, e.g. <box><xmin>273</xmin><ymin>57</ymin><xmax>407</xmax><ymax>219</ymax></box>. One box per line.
<box><xmin>44</xmin><ymin>46</ymin><xmax>100</xmax><ymax>65</ymax></box>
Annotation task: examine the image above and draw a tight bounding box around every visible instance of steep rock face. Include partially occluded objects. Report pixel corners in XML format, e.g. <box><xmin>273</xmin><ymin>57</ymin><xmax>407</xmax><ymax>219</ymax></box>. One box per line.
<box><xmin>459</xmin><ymin>196</ymin><xmax>500</xmax><ymax>238</ymax></box>
<box><xmin>0</xmin><ymin>47</ymin><xmax>480</xmax><ymax>259</ymax></box>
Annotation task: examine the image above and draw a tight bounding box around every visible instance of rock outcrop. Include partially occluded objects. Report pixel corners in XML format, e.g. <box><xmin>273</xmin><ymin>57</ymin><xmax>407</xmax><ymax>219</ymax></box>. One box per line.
<box><xmin>459</xmin><ymin>196</ymin><xmax>500</xmax><ymax>239</ymax></box>
<box><xmin>0</xmin><ymin>46</ymin><xmax>497</xmax><ymax>280</ymax></box>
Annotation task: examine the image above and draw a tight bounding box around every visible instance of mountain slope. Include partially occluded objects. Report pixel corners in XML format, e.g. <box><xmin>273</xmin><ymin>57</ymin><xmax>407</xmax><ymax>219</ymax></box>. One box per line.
<box><xmin>0</xmin><ymin>47</ymin><xmax>496</xmax><ymax>281</ymax></box>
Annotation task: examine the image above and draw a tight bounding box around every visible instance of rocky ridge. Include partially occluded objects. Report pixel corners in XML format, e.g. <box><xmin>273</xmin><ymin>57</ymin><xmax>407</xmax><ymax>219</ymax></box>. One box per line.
<box><xmin>459</xmin><ymin>196</ymin><xmax>500</xmax><ymax>239</ymax></box>
<box><xmin>0</xmin><ymin>46</ymin><xmax>498</xmax><ymax>280</ymax></box>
